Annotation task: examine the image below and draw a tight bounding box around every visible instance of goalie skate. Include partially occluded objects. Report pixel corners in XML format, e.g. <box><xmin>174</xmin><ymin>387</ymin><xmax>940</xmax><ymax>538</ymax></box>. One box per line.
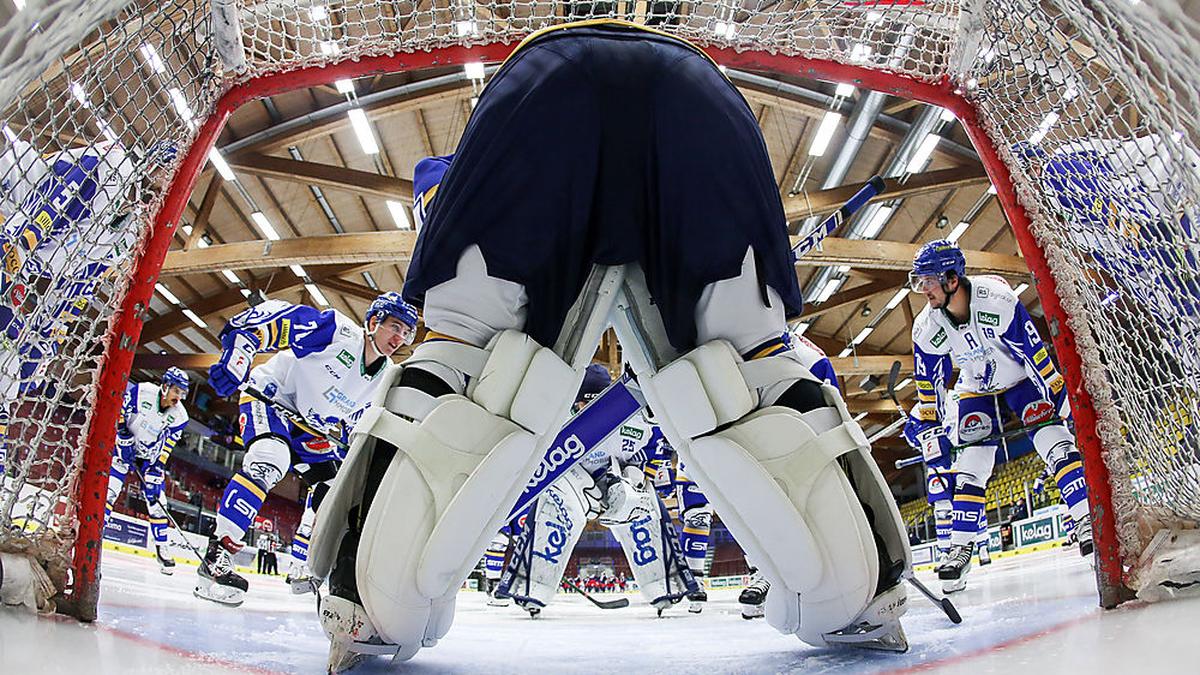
<box><xmin>687</xmin><ymin>589</ymin><xmax>707</xmax><ymax>614</ymax></box>
<box><xmin>319</xmin><ymin>594</ymin><xmax>404</xmax><ymax>673</ymax></box>
<box><xmin>821</xmin><ymin>584</ymin><xmax>909</xmax><ymax>653</ymax></box>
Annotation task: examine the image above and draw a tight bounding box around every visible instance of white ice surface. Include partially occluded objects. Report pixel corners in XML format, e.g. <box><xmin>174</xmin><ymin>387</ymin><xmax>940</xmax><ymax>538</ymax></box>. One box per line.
<box><xmin>2</xmin><ymin>546</ymin><xmax>1198</xmax><ymax>674</ymax></box>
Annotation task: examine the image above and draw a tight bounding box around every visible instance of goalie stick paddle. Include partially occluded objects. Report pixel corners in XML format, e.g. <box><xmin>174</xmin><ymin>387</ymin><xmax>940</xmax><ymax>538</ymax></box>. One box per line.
<box><xmin>791</xmin><ymin>175</ymin><xmax>887</xmax><ymax>258</ymax></box>
<box><xmin>562</xmin><ymin>578</ymin><xmax>630</xmax><ymax>609</ymax></box>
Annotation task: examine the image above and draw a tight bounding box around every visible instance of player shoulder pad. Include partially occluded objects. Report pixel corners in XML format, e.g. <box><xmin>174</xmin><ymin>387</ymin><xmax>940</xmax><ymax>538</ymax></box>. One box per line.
<box><xmin>413</xmin><ymin>155</ymin><xmax>453</xmax><ymax>204</ymax></box>
<box><xmin>970</xmin><ymin>276</ymin><xmax>1019</xmax><ymax>326</ymax></box>
<box><xmin>911</xmin><ymin>306</ymin><xmax>948</xmax><ymax>353</ymax></box>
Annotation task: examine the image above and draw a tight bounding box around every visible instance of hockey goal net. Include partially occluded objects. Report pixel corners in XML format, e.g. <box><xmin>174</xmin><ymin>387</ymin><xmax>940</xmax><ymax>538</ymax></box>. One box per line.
<box><xmin>0</xmin><ymin>0</ymin><xmax>1196</xmax><ymax>618</ymax></box>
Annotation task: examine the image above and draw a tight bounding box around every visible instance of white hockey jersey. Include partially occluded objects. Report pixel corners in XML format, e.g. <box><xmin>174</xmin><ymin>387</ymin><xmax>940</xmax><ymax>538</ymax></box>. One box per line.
<box><xmin>911</xmin><ymin>275</ymin><xmax>1064</xmax><ymax>425</ymax></box>
<box><xmin>119</xmin><ymin>381</ymin><xmax>189</xmax><ymax>463</ymax></box>
<box><xmin>222</xmin><ymin>299</ymin><xmax>392</xmax><ymax>432</ymax></box>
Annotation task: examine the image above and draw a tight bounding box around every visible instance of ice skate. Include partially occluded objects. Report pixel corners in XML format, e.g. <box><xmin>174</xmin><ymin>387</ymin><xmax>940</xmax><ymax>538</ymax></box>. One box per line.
<box><xmin>1075</xmin><ymin>518</ymin><xmax>1094</xmax><ymax>558</ymax></box>
<box><xmin>739</xmin><ymin>572</ymin><xmax>769</xmax><ymax>619</ymax></box>
<box><xmin>978</xmin><ymin>542</ymin><xmax>992</xmax><ymax>566</ymax></box>
<box><xmin>687</xmin><ymin>589</ymin><xmax>707</xmax><ymax>614</ymax></box>
<box><xmin>194</xmin><ymin>536</ymin><xmax>249</xmax><ymax>607</ymax></box>
<box><xmin>937</xmin><ymin>544</ymin><xmax>973</xmax><ymax>594</ymax></box>
<box><xmin>485</xmin><ymin>578</ymin><xmax>510</xmax><ymax>607</ymax></box>
<box><xmin>155</xmin><ymin>543</ymin><xmax>175</xmax><ymax>576</ymax></box>
<box><xmin>286</xmin><ymin>564</ymin><xmax>321</xmax><ymax>595</ymax></box>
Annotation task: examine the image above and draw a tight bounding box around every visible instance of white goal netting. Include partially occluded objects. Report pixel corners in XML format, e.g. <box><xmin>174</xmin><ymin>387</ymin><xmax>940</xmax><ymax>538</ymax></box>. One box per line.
<box><xmin>0</xmin><ymin>0</ymin><xmax>1196</xmax><ymax>617</ymax></box>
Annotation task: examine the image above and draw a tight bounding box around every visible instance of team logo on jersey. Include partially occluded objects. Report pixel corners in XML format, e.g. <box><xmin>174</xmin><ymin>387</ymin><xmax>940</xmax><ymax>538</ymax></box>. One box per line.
<box><xmin>620</xmin><ymin>425</ymin><xmax>644</xmax><ymax>441</ymax></box>
<box><xmin>931</xmin><ymin>329</ymin><xmax>947</xmax><ymax>348</ymax></box>
<box><xmin>238</xmin><ymin>412</ymin><xmax>247</xmax><ymax>435</ymax></box>
<box><xmin>959</xmin><ymin>411</ymin><xmax>993</xmax><ymax>441</ymax></box>
<box><xmin>304</xmin><ymin>438</ymin><xmax>332</xmax><ymax>453</ymax></box>
<box><xmin>141</xmin><ymin>401</ymin><xmax>152</xmax><ymax>411</ymax></box>
<box><xmin>8</xmin><ymin>282</ymin><xmax>26</xmax><ymax>309</ymax></box>
<box><xmin>976</xmin><ymin>312</ymin><xmax>1001</xmax><ymax>327</ymax></box>
<box><xmin>1021</xmin><ymin>400</ymin><xmax>1054</xmax><ymax>425</ymax></box>
<box><xmin>336</xmin><ymin>349</ymin><xmax>355</xmax><ymax>367</ymax></box>
<box><xmin>976</xmin><ymin>286</ymin><xmax>990</xmax><ymax>298</ymax></box>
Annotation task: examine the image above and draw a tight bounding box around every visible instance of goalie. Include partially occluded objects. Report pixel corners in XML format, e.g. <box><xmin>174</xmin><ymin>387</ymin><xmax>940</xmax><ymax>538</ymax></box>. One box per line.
<box><xmin>309</xmin><ymin>20</ymin><xmax>911</xmax><ymax>670</ymax></box>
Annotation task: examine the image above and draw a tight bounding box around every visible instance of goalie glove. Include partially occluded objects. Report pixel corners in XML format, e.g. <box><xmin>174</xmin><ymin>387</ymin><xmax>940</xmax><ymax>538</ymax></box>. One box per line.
<box><xmin>599</xmin><ymin>464</ymin><xmax>655</xmax><ymax>527</ymax></box>
<box><xmin>208</xmin><ymin>332</ymin><xmax>258</xmax><ymax>398</ymax></box>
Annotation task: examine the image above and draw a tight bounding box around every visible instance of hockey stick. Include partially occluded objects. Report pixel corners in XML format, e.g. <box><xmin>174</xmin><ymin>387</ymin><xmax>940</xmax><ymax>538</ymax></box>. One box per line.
<box><xmin>881</xmin><ymin>361</ymin><xmax>964</xmax><ymax>625</ymax></box>
<box><xmin>791</xmin><ymin>175</ymin><xmax>887</xmax><ymax>258</ymax></box>
<box><xmin>893</xmin><ymin>416</ymin><xmax>1071</xmax><ymax>469</ymax></box>
<box><xmin>240</xmin><ymin>385</ymin><xmax>350</xmax><ymax>457</ymax></box>
<box><xmin>561</xmin><ymin>578</ymin><xmax>630</xmax><ymax>609</ymax></box>
<box><xmin>130</xmin><ymin>469</ymin><xmax>212</xmax><ymax>574</ymax></box>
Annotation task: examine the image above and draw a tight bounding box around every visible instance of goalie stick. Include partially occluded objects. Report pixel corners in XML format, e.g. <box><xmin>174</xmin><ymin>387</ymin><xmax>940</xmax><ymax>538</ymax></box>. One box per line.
<box><xmin>791</xmin><ymin>175</ymin><xmax>887</xmax><ymax>258</ymax></box>
<box><xmin>881</xmin><ymin>360</ymin><xmax>963</xmax><ymax>625</ymax></box>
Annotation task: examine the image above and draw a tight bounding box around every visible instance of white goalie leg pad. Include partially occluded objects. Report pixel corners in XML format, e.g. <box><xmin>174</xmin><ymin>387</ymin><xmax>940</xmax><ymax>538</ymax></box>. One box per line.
<box><xmin>503</xmin><ymin>465</ymin><xmax>592</xmax><ymax>608</ymax></box>
<box><xmin>312</xmin><ymin>330</ymin><xmax>579</xmax><ymax>655</ymax></box>
<box><xmin>608</xmin><ymin>499</ymin><xmax>694</xmax><ymax>608</ymax></box>
<box><xmin>646</xmin><ymin>341</ymin><xmax>909</xmax><ymax>645</ymax></box>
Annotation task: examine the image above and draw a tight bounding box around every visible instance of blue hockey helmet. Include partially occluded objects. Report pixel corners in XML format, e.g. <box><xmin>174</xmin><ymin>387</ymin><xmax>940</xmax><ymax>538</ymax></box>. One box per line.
<box><xmin>366</xmin><ymin>292</ymin><xmax>420</xmax><ymax>345</ymax></box>
<box><xmin>910</xmin><ymin>239</ymin><xmax>966</xmax><ymax>292</ymax></box>
<box><xmin>577</xmin><ymin>364</ymin><xmax>611</xmax><ymax>403</ymax></box>
<box><xmin>161</xmin><ymin>366</ymin><xmax>190</xmax><ymax>394</ymax></box>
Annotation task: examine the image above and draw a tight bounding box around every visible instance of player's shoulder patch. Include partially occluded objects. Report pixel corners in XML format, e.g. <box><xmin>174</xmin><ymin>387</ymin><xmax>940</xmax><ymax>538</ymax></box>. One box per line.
<box><xmin>912</xmin><ymin>307</ymin><xmax>950</xmax><ymax>353</ymax></box>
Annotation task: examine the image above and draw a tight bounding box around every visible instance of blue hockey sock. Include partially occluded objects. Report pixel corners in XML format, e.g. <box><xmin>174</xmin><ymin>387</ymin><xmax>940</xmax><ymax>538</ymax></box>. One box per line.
<box><xmin>681</xmin><ymin>525</ymin><xmax>710</xmax><ymax>574</ymax></box>
<box><xmin>290</xmin><ymin>532</ymin><xmax>309</xmax><ymax>564</ymax></box>
<box><xmin>951</xmin><ymin>483</ymin><xmax>987</xmax><ymax>547</ymax></box>
<box><xmin>1052</xmin><ymin>453</ymin><xmax>1089</xmax><ymax>512</ymax></box>
<box><xmin>150</xmin><ymin>515</ymin><xmax>169</xmax><ymax>546</ymax></box>
<box><xmin>215</xmin><ymin>471</ymin><xmax>267</xmax><ymax>542</ymax></box>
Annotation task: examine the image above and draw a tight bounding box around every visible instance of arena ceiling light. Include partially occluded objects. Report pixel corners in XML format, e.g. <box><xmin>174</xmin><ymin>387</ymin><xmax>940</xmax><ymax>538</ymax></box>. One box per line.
<box><xmin>305</xmin><ymin>283</ymin><xmax>330</xmax><ymax>307</ymax></box>
<box><xmin>808</xmin><ymin>111</ymin><xmax>842</xmax><ymax>157</ymax></box>
<box><xmin>334</xmin><ymin>79</ymin><xmax>354</xmax><ymax>94</ymax></box>
<box><xmin>1028</xmin><ymin>111</ymin><xmax>1060</xmax><ymax>144</ymax></box>
<box><xmin>838</xmin><ymin>347</ymin><xmax>853</xmax><ymax>358</ymax></box>
<box><xmin>885</xmin><ymin>289</ymin><xmax>909</xmax><ymax>311</ymax></box>
<box><xmin>347</xmin><ymin>108</ymin><xmax>379</xmax><ymax>155</ymax></box>
<box><xmin>896</xmin><ymin>377</ymin><xmax>913</xmax><ymax>389</ymax></box>
<box><xmin>946</xmin><ymin>220</ymin><xmax>971</xmax><ymax>243</ymax></box>
<box><xmin>182</xmin><ymin>309</ymin><xmax>207</xmax><ymax>329</ymax></box>
<box><xmin>835</xmin><ymin>83</ymin><xmax>856</xmax><ymax>98</ymax></box>
<box><xmin>906</xmin><ymin>133</ymin><xmax>941</xmax><ymax>173</ymax></box>
<box><xmin>207</xmin><ymin>148</ymin><xmax>236</xmax><ymax>181</ymax></box>
<box><xmin>852</xmin><ymin>326</ymin><xmax>874</xmax><ymax>345</ymax></box>
<box><xmin>154</xmin><ymin>283</ymin><xmax>181</xmax><ymax>305</ymax></box>
<box><xmin>220</xmin><ymin>269</ymin><xmax>241</xmax><ymax>284</ymax></box>
<box><xmin>859</xmin><ymin>204</ymin><xmax>895</xmax><ymax>239</ymax></box>
<box><xmin>1014</xmin><ymin>283</ymin><xmax>1030</xmax><ymax>296</ymax></box>
<box><xmin>455</xmin><ymin>20</ymin><xmax>477</xmax><ymax>36</ymax></box>
<box><xmin>792</xmin><ymin>321</ymin><xmax>810</xmax><ymax>335</ymax></box>
<box><xmin>386</xmin><ymin>200</ymin><xmax>411</xmax><ymax>229</ymax></box>
<box><xmin>250</xmin><ymin>211</ymin><xmax>281</xmax><ymax>240</ymax></box>
<box><xmin>463</xmin><ymin>62</ymin><xmax>486</xmax><ymax>81</ymax></box>
<box><xmin>138</xmin><ymin>42</ymin><xmax>166</xmax><ymax>74</ymax></box>
<box><xmin>289</xmin><ymin>264</ymin><xmax>308</xmax><ymax>278</ymax></box>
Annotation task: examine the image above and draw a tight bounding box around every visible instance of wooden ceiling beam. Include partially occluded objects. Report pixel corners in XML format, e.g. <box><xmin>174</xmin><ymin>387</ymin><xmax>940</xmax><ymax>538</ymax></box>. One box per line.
<box><xmin>828</xmin><ymin>354</ymin><xmax>914</xmax><ymax>377</ymax></box>
<box><xmin>228</xmin><ymin>153</ymin><xmax>415</xmax><ymax>203</ymax></box>
<box><xmin>141</xmin><ymin>263</ymin><xmax>378</xmax><ymax>344</ymax></box>
<box><xmin>319</xmin><ymin>276</ymin><xmax>382</xmax><ymax>302</ymax></box>
<box><xmin>186</xmin><ymin>175</ymin><xmax>223</xmax><ymax>250</ymax></box>
<box><xmin>161</xmin><ymin>231</ymin><xmax>1025</xmax><ymax>278</ymax></box>
<box><xmin>783</xmin><ymin>165</ymin><xmax>989</xmax><ymax>223</ymax></box>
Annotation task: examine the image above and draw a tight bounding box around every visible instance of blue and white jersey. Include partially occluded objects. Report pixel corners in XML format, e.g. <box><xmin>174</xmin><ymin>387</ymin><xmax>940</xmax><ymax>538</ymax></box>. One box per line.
<box><xmin>911</xmin><ymin>275</ymin><xmax>1064</xmax><ymax>428</ymax></box>
<box><xmin>789</xmin><ymin>332</ymin><xmax>838</xmax><ymax>389</ymax></box>
<box><xmin>221</xmin><ymin>299</ymin><xmax>391</xmax><ymax>432</ymax></box>
<box><xmin>119</xmin><ymin>381</ymin><xmax>188</xmax><ymax>463</ymax></box>
<box><xmin>580</xmin><ymin>410</ymin><xmax>672</xmax><ymax>479</ymax></box>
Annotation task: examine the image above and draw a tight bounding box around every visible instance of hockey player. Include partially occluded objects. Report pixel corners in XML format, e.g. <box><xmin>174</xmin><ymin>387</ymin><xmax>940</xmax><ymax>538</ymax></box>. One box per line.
<box><xmin>309</xmin><ymin>21</ymin><xmax>910</xmax><ymax>669</ymax></box>
<box><xmin>0</xmin><ymin>136</ymin><xmax>165</xmax><ymax>481</ymax></box>
<box><xmin>909</xmin><ymin>239</ymin><xmax>1092</xmax><ymax>594</ymax></box>
<box><xmin>285</xmin><ymin>487</ymin><xmax>318</xmax><ymax>594</ymax></box>
<box><xmin>197</xmin><ymin>291</ymin><xmax>418</xmax><ymax>606</ymax></box>
<box><xmin>501</xmin><ymin>365</ymin><xmax>698</xmax><ymax>617</ymax></box>
<box><xmin>103</xmin><ymin>367</ymin><xmax>190</xmax><ymax>574</ymax></box>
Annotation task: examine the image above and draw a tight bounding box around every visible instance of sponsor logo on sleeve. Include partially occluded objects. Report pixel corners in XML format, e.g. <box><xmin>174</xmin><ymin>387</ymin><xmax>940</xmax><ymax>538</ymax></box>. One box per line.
<box><xmin>976</xmin><ymin>312</ymin><xmax>1001</xmax><ymax>327</ymax></box>
<box><xmin>336</xmin><ymin>349</ymin><xmax>355</xmax><ymax>367</ymax></box>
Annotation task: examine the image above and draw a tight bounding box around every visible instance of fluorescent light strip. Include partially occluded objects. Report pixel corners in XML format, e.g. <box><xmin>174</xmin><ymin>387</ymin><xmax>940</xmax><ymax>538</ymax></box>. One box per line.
<box><xmin>182</xmin><ymin>309</ymin><xmax>208</xmax><ymax>328</ymax></box>
<box><xmin>167</xmin><ymin>87</ymin><xmax>194</xmax><ymax>123</ymax></box>
<box><xmin>334</xmin><ymin>79</ymin><xmax>354</xmax><ymax>94</ymax></box>
<box><xmin>319</xmin><ymin>41</ymin><xmax>339</xmax><ymax>56</ymax></box>
<box><xmin>947</xmin><ymin>220</ymin><xmax>971</xmax><ymax>243</ymax></box>
<box><xmin>906</xmin><ymin>133</ymin><xmax>941</xmax><ymax>173</ymax></box>
<box><xmin>463</xmin><ymin>62</ymin><xmax>486</xmax><ymax>80</ymax></box>
<box><xmin>835</xmin><ymin>83</ymin><xmax>856</xmax><ymax>98</ymax></box>
<box><xmin>305</xmin><ymin>283</ymin><xmax>330</xmax><ymax>306</ymax></box>
<box><xmin>207</xmin><ymin>148</ymin><xmax>236</xmax><ymax>181</ymax></box>
<box><xmin>239</xmin><ymin>288</ymin><xmax>252</xmax><ymax>298</ymax></box>
<box><xmin>289</xmin><ymin>264</ymin><xmax>307</xmax><ymax>278</ymax></box>
<box><xmin>251</xmin><ymin>212</ymin><xmax>280</xmax><ymax>240</ymax></box>
<box><xmin>838</xmin><ymin>347</ymin><xmax>853</xmax><ymax>358</ymax></box>
<box><xmin>386</xmin><ymin>200</ymin><xmax>411</xmax><ymax>229</ymax></box>
<box><xmin>155</xmin><ymin>283</ymin><xmax>181</xmax><ymax>305</ymax></box>
<box><xmin>221</xmin><ymin>269</ymin><xmax>241</xmax><ymax>284</ymax></box>
<box><xmin>347</xmin><ymin>108</ymin><xmax>379</xmax><ymax>155</ymax></box>
<box><xmin>1013</xmin><ymin>283</ymin><xmax>1030</xmax><ymax>296</ymax></box>
<box><xmin>808</xmin><ymin>111</ymin><xmax>842</xmax><ymax>157</ymax></box>
<box><xmin>139</xmin><ymin>43</ymin><xmax>166</xmax><ymax>74</ymax></box>
<box><xmin>69</xmin><ymin>82</ymin><xmax>88</xmax><ymax>105</ymax></box>
<box><xmin>1028</xmin><ymin>111</ymin><xmax>1060</xmax><ymax>144</ymax></box>
<box><xmin>885</xmin><ymin>288</ymin><xmax>909</xmax><ymax>310</ymax></box>
<box><xmin>792</xmin><ymin>321</ymin><xmax>810</xmax><ymax>336</ymax></box>
<box><xmin>852</xmin><ymin>326</ymin><xmax>874</xmax><ymax>345</ymax></box>
<box><xmin>859</xmin><ymin>205</ymin><xmax>894</xmax><ymax>239</ymax></box>
<box><xmin>896</xmin><ymin>377</ymin><xmax>913</xmax><ymax>389</ymax></box>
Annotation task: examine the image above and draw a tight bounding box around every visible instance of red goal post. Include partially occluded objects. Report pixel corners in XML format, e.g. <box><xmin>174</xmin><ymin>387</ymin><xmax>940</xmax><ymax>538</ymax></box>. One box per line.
<box><xmin>1</xmin><ymin>0</ymin><xmax>1196</xmax><ymax>619</ymax></box>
